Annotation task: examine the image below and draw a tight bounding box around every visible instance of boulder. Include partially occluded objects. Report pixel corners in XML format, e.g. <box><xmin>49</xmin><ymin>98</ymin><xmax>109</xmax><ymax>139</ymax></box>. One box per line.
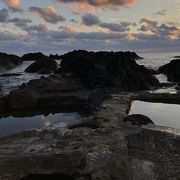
<box><xmin>25</xmin><ymin>58</ymin><xmax>58</xmax><ymax>74</ymax></box>
<box><xmin>124</xmin><ymin>114</ymin><xmax>154</xmax><ymax>126</ymax></box>
<box><xmin>0</xmin><ymin>52</ymin><xmax>22</xmax><ymax>70</ymax></box>
<box><xmin>59</xmin><ymin>50</ymin><xmax>160</xmax><ymax>91</ymax></box>
<box><xmin>158</xmin><ymin>59</ymin><xmax>180</xmax><ymax>82</ymax></box>
<box><xmin>22</xmin><ymin>52</ymin><xmax>47</xmax><ymax>61</ymax></box>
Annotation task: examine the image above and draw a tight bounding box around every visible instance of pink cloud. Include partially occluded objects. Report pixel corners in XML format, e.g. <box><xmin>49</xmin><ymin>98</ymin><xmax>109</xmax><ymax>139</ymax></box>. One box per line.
<box><xmin>56</xmin><ymin>0</ymin><xmax>138</xmax><ymax>9</ymax></box>
<box><xmin>3</xmin><ymin>0</ymin><xmax>19</xmax><ymax>10</ymax></box>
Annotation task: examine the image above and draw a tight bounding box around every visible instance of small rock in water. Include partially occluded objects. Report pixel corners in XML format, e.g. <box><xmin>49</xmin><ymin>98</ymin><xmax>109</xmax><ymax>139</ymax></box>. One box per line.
<box><xmin>124</xmin><ymin>114</ymin><xmax>154</xmax><ymax>126</ymax></box>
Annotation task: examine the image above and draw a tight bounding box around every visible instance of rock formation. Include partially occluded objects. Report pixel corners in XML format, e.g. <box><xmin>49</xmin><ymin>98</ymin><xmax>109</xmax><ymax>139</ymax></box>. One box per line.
<box><xmin>49</xmin><ymin>54</ymin><xmax>61</xmax><ymax>60</ymax></box>
<box><xmin>158</xmin><ymin>59</ymin><xmax>180</xmax><ymax>83</ymax></box>
<box><xmin>22</xmin><ymin>52</ymin><xmax>47</xmax><ymax>61</ymax></box>
<box><xmin>0</xmin><ymin>52</ymin><xmax>22</xmax><ymax>71</ymax></box>
<box><xmin>59</xmin><ymin>50</ymin><xmax>159</xmax><ymax>91</ymax></box>
<box><xmin>25</xmin><ymin>58</ymin><xmax>58</xmax><ymax>74</ymax></box>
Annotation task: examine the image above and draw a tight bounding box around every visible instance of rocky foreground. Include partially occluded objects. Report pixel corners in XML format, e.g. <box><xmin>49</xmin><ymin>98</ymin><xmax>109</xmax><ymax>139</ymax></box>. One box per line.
<box><xmin>0</xmin><ymin>51</ymin><xmax>180</xmax><ymax>179</ymax></box>
<box><xmin>0</xmin><ymin>91</ymin><xmax>180</xmax><ymax>180</ymax></box>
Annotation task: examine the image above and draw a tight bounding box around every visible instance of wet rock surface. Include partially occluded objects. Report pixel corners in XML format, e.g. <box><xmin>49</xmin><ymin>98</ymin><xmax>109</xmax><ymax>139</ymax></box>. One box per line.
<box><xmin>25</xmin><ymin>58</ymin><xmax>58</xmax><ymax>74</ymax></box>
<box><xmin>0</xmin><ymin>52</ymin><xmax>22</xmax><ymax>71</ymax></box>
<box><xmin>59</xmin><ymin>50</ymin><xmax>159</xmax><ymax>90</ymax></box>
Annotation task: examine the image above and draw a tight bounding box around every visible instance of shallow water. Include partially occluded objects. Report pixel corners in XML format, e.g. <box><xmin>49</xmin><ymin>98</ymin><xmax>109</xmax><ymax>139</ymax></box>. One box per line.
<box><xmin>0</xmin><ymin>112</ymin><xmax>81</xmax><ymax>137</ymax></box>
<box><xmin>129</xmin><ymin>100</ymin><xmax>180</xmax><ymax>129</ymax></box>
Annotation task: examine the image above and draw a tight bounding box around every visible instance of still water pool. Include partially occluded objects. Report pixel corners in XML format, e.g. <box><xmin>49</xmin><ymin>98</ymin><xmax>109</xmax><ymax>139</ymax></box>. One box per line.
<box><xmin>129</xmin><ymin>100</ymin><xmax>180</xmax><ymax>129</ymax></box>
<box><xmin>0</xmin><ymin>112</ymin><xmax>81</xmax><ymax>137</ymax></box>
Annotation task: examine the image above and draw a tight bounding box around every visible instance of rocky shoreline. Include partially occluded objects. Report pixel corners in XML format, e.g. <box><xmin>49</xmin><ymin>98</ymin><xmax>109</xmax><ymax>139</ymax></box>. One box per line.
<box><xmin>0</xmin><ymin>91</ymin><xmax>180</xmax><ymax>179</ymax></box>
<box><xmin>0</xmin><ymin>50</ymin><xmax>180</xmax><ymax>179</ymax></box>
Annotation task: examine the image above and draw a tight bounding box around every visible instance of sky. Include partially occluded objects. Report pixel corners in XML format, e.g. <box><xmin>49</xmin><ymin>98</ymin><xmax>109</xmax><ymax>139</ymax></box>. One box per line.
<box><xmin>0</xmin><ymin>0</ymin><xmax>180</xmax><ymax>55</ymax></box>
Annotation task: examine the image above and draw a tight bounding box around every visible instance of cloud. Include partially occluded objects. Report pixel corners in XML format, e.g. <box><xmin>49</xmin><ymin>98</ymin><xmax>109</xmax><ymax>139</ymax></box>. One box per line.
<box><xmin>1</xmin><ymin>0</ymin><xmax>20</xmax><ymax>11</ymax></box>
<box><xmin>29</xmin><ymin>6</ymin><xmax>65</xmax><ymax>24</ymax></box>
<box><xmin>100</xmin><ymin>21</ymin><xmax>132</xmax><ymax>32</ymax></box>
<box><xmin>82</xmin><ymin>13</ymin><xmax>101</xmax><ymax>25</ymax></box>
<box><xmin>56</xmin><ymin>0</ymin><xmax>138</xmax><ymax>9</ymax></box>
<box><xmin>139</xmin><ymin>18</ymin><xmax>180</xmax><ymax>40</ymax></box>
<box><xmin>82</xmin><ymin>13</ymin><xmax>133</xmax><ymax>32</ymax></box>
<box><xmin>1</xmin><ymin>22</ymin><xmax>180</xmax><ymax>55</ymax></box>
<box><xmin>0</xmin><ymin>8</ymin><xmax>9</xmax><ymax>22</ymax></box>
<box><xmin>8</xmin><ymin>17</ymin><xmax>32</xmax><ymax>28</ymax></box>
<box><xmin>156</xmin><ymin>9</ymin><xmax>167</xmax><ymax>16</ymax></box>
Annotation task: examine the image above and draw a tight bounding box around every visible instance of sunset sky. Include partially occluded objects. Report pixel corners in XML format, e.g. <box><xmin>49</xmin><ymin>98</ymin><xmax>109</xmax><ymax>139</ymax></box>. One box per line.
<box><xmin>0</xmin><ymin>0</ymin><xmax>180</xmax><ymax>54</ymax></box>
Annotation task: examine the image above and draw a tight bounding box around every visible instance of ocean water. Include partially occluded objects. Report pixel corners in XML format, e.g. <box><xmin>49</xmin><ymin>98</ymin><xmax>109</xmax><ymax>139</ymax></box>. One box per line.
<box><xmin>137</xmin><ymin>51</ymin><xmax>179</xmax><ymax>70</ymax></box>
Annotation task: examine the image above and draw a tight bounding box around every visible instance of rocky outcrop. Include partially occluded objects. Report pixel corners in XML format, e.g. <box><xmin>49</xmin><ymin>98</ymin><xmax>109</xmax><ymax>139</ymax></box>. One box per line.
<box><xmin>0</xmin><ymin>74</ymin><xmax>91</xmax><ymax>116</ymax></box>
<box><xmin>25</xmin><ymin>58</ymin><xmax>58</xmax><ymax>74</ymax></box>
<box><xmin>22</xmin><ymin>52</ymin><xmax>47</xmax><ymax>61</ymax></box>
<box><xmin>158</xmin><ymin>59</ymin><xmax>180</xmax><ymax>82</ymax></box>
<box><xmin>124</xmin><ymin>114</ymin><xmax>154</xmax><ymax>126</ymax></box>
<box><xmin>0</xmin><ymin>52</ymin><xmax>22</xmax><ymax>71</ymax></box>
<box><xmin>59</xmin><ymin>50</ymin><xmax>159</xmax><ymax>91</ymax></box>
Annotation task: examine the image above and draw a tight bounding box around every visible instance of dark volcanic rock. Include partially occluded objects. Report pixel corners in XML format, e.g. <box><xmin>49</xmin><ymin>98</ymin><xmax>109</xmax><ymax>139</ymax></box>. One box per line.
<box><xmin>174</xmin><ymin>56</ymin><xmax>180</xmax><ymax>58</ymax></box>
<box><xmin>59</xmin><ymin>50</ymin><xmax>159</xmax><ymax>91</ymax></box>
<box><xmin>139</xmin><ymin>65</ymin><xmax>159</xmax><ymax>75</ymax></box>
<box><xmin>49</xmin><ymin>54</ymin><xmax>61</xmax><ymax>60</ymax></box>
<box><xmin>0</xmin><ymin>52</ymin><xmax>22</xmax><ymax>70</ymax></box>
<box><xmin>158</xmin><ymin>59</ymin><xmax>180</xmax><ymax>82</ymax></box>
<box><xmin>124</xmin><ymin>114</ymin><xmax>154</xmax><ymax>126</ymax></box>
<box><xmin>25</xmin><ymin>58</ymin><xmax>58</xmax><ymax>74</ymax></box>
<box><xmin>22</xmin><ymin>52</ymin><xmax>47</xmax><ymax>61</ymax></box>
